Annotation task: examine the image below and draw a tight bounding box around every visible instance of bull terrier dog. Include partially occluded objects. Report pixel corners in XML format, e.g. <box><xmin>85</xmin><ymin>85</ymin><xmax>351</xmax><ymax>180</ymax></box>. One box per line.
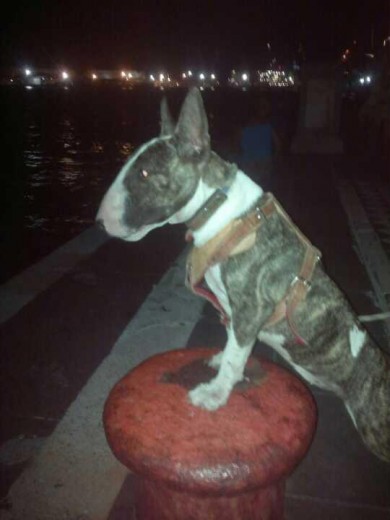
<box><xmin>97</xmin><ymin>88</ymin><xmax>390</xmax><ymax>462</ymax></box>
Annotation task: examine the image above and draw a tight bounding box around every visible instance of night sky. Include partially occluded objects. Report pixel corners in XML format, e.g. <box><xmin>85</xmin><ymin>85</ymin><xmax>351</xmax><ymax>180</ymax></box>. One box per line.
<box><xmin>1</xmin><ymin>0</ymin><xmax>389</xmax><ymax>72</ymax></box>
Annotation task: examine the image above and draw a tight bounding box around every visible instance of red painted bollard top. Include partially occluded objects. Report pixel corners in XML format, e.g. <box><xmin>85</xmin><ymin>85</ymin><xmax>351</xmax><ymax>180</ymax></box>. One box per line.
<box><xmin>104</xmin><ymin>348</ymin><xmax>317</xmax><ymax>519</ymax></box>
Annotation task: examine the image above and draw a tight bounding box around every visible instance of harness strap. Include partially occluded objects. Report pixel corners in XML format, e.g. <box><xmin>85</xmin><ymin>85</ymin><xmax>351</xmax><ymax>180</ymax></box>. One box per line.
<box><xmin>186</xmin><ymin>192</ymin><xmax>322</xmax><ymax>344</ymax></box>
<box><xmin>187</xmin><ymin>193</ymin><xmax>276</xmax><ymax>288</ymax></box>
<box><xmin>287</xmin><ymin>247</ymin><xmax>320</xmax><ymax>344</ymax></box>
<box><xmin>264</xmin><ymin>246</ymin><xmax>321</xmax><ymax>344</ymax></box>
<box><xmin>187</xmin><ymin>193</ymin><xmax>277</xmax><ymax>325</ymax></box>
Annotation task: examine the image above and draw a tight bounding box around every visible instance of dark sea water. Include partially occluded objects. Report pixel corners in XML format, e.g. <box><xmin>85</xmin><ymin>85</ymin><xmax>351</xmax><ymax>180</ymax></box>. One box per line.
<box><xmin>0</xmin><ymin>85</ymin><xmax>298</xmax><ymax>283</ymax></box>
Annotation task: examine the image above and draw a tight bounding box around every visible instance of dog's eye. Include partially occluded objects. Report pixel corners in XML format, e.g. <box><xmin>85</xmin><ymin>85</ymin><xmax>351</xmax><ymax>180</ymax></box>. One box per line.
<box><xmin>139</xmin><ymin>169</ymin><xmax>149</xmax><ymax>180</ymax></box>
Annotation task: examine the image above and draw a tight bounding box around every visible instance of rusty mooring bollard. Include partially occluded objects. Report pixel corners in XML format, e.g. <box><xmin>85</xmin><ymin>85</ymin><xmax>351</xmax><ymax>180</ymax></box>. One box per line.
<box><xmin>104</xmin><ymin>348</ymin><xmax>317</xmax><ymax>520</ymax></box>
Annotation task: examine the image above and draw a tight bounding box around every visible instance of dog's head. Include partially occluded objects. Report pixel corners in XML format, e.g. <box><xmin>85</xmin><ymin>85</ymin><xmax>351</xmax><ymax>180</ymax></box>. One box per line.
<box><xmin>96</xmin><ymin>88</ymin><xmax>212</xmax><ymax>241</ymax></box>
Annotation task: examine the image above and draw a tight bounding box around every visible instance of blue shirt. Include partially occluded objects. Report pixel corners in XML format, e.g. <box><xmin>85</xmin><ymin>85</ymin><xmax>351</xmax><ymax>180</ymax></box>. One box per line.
<box><xmin>241</xmin><ymin>123</ymin><xmax>273</xmax><ymax>162</ymax></box>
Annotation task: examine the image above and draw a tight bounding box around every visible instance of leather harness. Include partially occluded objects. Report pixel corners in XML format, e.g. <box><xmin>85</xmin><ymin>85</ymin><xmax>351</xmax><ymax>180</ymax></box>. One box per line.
<box><xmin>186</xmin><ymin>192</ymin><xmax>321</xmax><ymax>345</ymax></box>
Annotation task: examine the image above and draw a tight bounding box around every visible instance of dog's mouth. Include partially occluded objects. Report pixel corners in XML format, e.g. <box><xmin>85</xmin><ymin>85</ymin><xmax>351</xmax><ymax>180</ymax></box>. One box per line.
<box><xmin>123</xmin><ymin>219</ymin><xmax>171</xmax><ymax>242</ymax></box>
<box><xmin>123</xmin><ymin>227</ymin><xmax>152</xmax><ymax>242</ymax></box>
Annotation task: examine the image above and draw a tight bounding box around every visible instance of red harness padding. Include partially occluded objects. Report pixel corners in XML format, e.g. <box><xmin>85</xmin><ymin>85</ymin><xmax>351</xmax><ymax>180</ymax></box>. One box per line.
<box><xmin>190</xmin><ymin>280</ymin><xmax>230</xmax><ymax>326</ymax></box>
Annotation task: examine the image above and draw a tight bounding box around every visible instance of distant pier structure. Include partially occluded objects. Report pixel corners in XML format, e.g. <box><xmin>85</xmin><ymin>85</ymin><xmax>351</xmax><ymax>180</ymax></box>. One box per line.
<box><xmin>4</xmin><ymin>67</ymin><xmax>145</xmax><ymax>86</ymax></box>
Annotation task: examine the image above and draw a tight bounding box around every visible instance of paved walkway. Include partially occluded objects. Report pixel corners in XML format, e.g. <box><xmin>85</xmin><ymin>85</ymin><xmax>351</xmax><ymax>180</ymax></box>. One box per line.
<box><xmin>0</xmin><ymin>154</ymin><xmax>389</xmax><ymax>520</ymax></box>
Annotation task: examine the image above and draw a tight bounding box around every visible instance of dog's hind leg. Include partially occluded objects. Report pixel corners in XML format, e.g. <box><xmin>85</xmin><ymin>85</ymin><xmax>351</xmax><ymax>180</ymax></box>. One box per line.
<box><xmin>189</xmin><ymin>325</ymin><xmax>254</xmax><ymax>411</ymax></box>
<box><xmin>344</xmin><ymin>336</ymin><xmax>390</xmax><ymax>463</ymax></box>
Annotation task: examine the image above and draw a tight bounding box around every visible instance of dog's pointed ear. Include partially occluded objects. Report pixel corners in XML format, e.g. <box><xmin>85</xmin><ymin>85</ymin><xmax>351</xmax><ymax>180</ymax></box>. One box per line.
<box><xmin>160</xmin><ymin>97</ymin><xmax>175</xmax><ymax>137</ymax></box>
<box><xmin>174</xmin><ymin>88</ymin><xmax>210</xmax><ymax>159</ymax></box>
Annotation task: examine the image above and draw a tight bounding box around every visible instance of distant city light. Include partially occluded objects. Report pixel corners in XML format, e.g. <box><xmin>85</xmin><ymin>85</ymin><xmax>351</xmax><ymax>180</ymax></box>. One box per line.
<box><xmin>12</xmin><ymin>63</ymin><xmax>299</xmax><ymax>90</ymax></box>
<box><xmin>366</xmin><ymin>75</ymin><xmax>371</xmax><ymax>83</ymax></box>
<box><xmin>120</xmin><ymin>71</ymin><xmax>133</xmax><ymax>80</ymax></box>
<box><xmin>359</xmin><ymin>77</ymin><xmax>365</xmax><ymax>85</ymax></box>
<box><xmin>256</xmin><ymin>69</ymin><xmax>294</xmax><ymax>87</ymax></box>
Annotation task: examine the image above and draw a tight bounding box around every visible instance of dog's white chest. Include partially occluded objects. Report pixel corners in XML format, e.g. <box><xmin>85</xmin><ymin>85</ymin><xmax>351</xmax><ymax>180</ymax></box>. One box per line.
<box><xmin>204</xmin><ymin>265</ymin><xmax>232</xmax><ymax>319</ymax></box>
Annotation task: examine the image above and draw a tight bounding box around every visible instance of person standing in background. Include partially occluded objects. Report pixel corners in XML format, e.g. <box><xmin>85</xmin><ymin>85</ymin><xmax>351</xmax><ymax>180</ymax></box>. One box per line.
<box><xmin>238</xmin><ymin>96</ymin><xmax>281</xmax><ymax>189</ymax></box>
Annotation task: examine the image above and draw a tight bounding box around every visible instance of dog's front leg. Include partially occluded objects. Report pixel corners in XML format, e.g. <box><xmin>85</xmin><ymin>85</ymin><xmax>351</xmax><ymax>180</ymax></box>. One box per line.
<box><xmin>188</xmin><ymin>324</ymin><xmax>253</xmax><ymax>411</ymax></box>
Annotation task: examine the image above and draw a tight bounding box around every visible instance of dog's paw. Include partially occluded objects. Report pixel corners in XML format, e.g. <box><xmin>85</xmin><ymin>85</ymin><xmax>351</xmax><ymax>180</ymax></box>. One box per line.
<box><xmin>188</xmin><ymin>380</ymin><xmax>229</xmax><ymax>411</ymax></box>
<box><xmin>207</xmin><ymin>351</ymin><xmax>223</xmax><ymax>370</ymax></box>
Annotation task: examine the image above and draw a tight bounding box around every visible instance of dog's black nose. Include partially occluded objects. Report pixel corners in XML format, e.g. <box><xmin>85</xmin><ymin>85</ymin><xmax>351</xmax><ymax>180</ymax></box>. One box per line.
<box><xmin>96</xmin><ymin>218</ymin><xmax>106</xmax><ymax>232</ymax></box>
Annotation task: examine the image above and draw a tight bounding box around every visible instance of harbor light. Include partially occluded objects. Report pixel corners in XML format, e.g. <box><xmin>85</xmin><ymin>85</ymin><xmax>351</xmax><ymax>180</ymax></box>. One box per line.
<box><xmin>187</xmin><ymin>70</ymin><xmax>193</xmax><ymax>76</ymax></box>
<box><xmin>242</xmin><ymin>73</ymin><xmax>249</xmax><ymax>81</ymax></box>
<box><xmin>61</xmin><ymin>71</ymin><xmax>69</xmax><ymax>80</ymax></box>
<box><xmin>92</xmin><ymin>73</ymin><xmax>98</xmax><ymax>80</ymax></box>
<box><xmin>210</xmin><ymin>73</ymin><xmax>216</xmax><ymax>80</ymax></box>
<box><xmin>25</xmin><ymin>68</ymin><xmax>32</xmax><ymax>76</ymax></box>
<box><xmin>199</xmin><ymin>73</ymin><xmax>205</xmax><ymax>80</ymax></box>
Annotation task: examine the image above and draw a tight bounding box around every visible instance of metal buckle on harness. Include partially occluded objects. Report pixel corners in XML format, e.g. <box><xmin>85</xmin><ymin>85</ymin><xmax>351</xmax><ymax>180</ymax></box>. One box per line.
<box><xmin>254</xmin><ymin>206</ymin><xmax>264</xmax><ymax>221</ymax></box>
<box><xmin>291</xmin><ymin>275</ymin><xmax>312</xmax><ymax>290</ymax></box>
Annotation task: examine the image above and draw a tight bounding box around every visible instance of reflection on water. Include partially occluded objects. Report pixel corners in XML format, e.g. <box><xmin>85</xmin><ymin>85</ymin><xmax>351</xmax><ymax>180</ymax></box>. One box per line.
<box><xmin>19</xmin><ymin>95</ymin><xmax>148</xmax><ymax>236</ymax></box>
<box><xmin>0</xmin><ymin>86</ymin><xmax>169</xmax><ymax>281</ymax></box>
